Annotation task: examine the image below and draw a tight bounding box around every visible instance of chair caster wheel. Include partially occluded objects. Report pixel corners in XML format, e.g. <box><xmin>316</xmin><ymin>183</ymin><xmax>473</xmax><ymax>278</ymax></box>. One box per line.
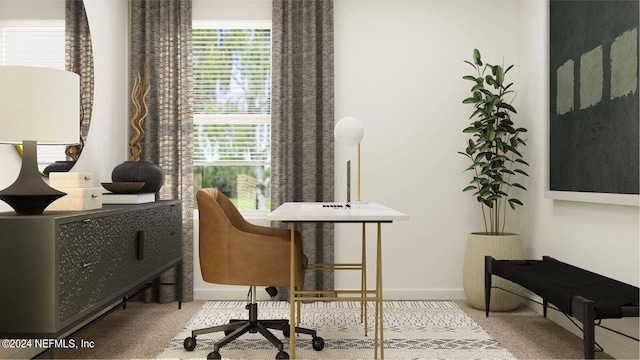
<box><xmin>312</xmin><ymin>336</ymin><xmax>325</xmax><ymax>351</ymax></box>
<box><xmin>207</xmin><ymin>351</ymin><xmax>222</xmax><ymax>360</ymax></box>
<box><xmin>183</xmin><ymin>337</ymin><xmax>196</xmax><ymax>351</ymax></box>
<box><xmin>276</xmin><ymin>350</ymin><xmax>290</xmax><ymax>359</ymax></box>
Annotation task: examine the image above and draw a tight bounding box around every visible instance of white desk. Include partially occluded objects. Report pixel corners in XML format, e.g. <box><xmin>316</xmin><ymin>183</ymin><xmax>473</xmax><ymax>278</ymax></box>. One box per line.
<box><xmin>267</xmin><ymin>202</ymin><xmax>409</xmax><ymax>359</ymax></box>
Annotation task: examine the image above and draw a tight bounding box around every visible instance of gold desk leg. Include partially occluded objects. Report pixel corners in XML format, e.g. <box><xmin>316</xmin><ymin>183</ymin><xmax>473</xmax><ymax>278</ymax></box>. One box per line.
<box><xmin>290</xmin><ymin>223</ymin><xmax>296</xmax><ymax>359</ymax></box>
<box><xmin>374</xmin><ymin>291</ymin><xmax>379</xmax><ymax>359</ymax></box>
<box><xmin>361</xmin><ymin>223</ymin><xmax>368</xmax><ymax>337</ymax></box>
<box><xmin>376</xmin><ymin>223</ymin><xmax>384</xmax><ymax>359</ymax></box>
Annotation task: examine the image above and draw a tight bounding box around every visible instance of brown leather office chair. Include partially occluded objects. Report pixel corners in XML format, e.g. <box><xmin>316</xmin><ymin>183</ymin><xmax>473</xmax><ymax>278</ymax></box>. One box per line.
<box><xmin>183</xmin><ymin>188</ymin><xmax>324</xmax><ymax>360</ymax></box>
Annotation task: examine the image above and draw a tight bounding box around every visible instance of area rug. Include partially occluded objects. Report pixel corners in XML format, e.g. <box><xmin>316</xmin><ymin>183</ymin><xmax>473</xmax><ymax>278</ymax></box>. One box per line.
<box><xmin>158</xmin><ymin>300</ymin><xmax>515</xmax><ymax>360</ymax></box>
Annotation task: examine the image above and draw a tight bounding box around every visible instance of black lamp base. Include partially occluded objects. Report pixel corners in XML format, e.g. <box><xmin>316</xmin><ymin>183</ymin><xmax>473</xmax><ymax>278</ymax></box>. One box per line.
<box><xmin>0</xmin><ymin>193</ymin><xmax>65</xmax><ymax>216</ymax></box>
<box><xmin>0</xmin><ymin>141</ymin><xmax>67</xmax><ymax>215</ymax></box>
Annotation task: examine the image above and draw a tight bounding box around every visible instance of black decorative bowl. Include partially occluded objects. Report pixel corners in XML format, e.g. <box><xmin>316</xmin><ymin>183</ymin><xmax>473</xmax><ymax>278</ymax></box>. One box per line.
<box><xmin>101</xmin><ymin>182</ymin><xmax>145</xmax><ymax>194</ymax></box>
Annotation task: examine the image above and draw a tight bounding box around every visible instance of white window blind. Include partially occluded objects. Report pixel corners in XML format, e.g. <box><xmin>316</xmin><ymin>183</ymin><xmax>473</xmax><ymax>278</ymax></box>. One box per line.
<box><xmin>0</xmin><ymin>22</ymin><xmax>66</xmax><ymax>168</ymax></box>
<box><xmin>193</xmin><ymin>27</ymin><xmax>271</xmax><ymax>167</ymax></box>
<box><xmin>0</xmin><ymin>25</ymin><xmax>64</xmax><ymax>68</ymax></box>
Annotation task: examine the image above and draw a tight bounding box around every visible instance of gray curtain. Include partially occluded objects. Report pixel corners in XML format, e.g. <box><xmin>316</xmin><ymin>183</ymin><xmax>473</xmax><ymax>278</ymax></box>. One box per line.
<box><xmin>271</xmin><ymin>0</ymin><xmax>335</xmax><ymax>299</ymax></box>
<box><xmin>65</xmin><ymin>0</ymin><xmax>93</xmax><ymax>161</ymax></box>
<box><xmin>130</xmin><ymin>0</ymin><xmax>194</xmax><ymax>303</ymax></box>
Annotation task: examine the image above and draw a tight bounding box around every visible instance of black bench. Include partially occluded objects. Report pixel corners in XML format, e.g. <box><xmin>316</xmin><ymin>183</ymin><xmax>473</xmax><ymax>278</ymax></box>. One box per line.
<box><xmin>485</xmin><ymin>256</ymin><xmax>639</xmax><ymax>359</ymax></box>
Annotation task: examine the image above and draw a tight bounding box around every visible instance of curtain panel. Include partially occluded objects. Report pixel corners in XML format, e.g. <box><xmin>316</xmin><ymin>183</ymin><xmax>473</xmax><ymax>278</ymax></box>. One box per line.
<box><xmin>130</xmin><ymin>0</ymin><xmax>194</xmax><ymax>303</ymax></box>
<box><xmin>271</xmin><ymin>0</ymin><xmax>335</xmax><ymax>299</ymax></box>
<box><xmin>65</xmin><ymin>0</ymin><xmax>94</xmax><ymax>160</ymax></box>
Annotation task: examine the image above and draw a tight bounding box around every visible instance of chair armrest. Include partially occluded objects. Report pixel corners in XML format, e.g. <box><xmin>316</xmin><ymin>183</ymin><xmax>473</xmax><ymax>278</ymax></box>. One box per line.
<box><xmin>225</xmin><ymin>226</ymin><xmax>306</xmax><ymax>287</ymax></box>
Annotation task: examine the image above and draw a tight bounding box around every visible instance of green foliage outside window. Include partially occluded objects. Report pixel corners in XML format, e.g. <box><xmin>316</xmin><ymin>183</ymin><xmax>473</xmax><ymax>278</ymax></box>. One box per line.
<box><xmin>193</xmin><ymin>27</ymin><xmax>272</xmax><ymax>210</ymax></box>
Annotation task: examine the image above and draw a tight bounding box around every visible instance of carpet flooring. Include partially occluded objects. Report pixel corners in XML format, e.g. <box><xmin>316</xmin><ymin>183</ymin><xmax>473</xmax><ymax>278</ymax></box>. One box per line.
<box><xmin>41</xmin><ymin>299</ymin><xmax>613</xmax><ymax>359</ymax></box>
<box><xmin>158</xmin><ymin>300</ymin><xmax>515</xmax><ymax>360</ymax></box>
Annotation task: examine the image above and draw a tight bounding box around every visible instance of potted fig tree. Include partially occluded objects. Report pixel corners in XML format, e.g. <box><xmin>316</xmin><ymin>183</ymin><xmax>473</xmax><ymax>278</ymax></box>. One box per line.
<box><xmin>460</xmin><ymin>49</ymin><xmax>529</xmax><ymax>311</ymax></box>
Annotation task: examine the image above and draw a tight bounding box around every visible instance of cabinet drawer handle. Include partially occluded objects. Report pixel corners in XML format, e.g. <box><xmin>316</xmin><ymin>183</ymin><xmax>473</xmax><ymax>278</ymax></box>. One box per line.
<box><xmin>137</xmin><ymin>230</ymin><xmax>144</xmax><ymax>260</ymax></box>
<box><xmin>83</xmin><ymin>219</ymin><xmax>92</xmax><ymax>223</ymax></box>
<box><xmin>83</xmin><ymin>262</ymin><xmax>93</xmax><ymax>268</ymax></box>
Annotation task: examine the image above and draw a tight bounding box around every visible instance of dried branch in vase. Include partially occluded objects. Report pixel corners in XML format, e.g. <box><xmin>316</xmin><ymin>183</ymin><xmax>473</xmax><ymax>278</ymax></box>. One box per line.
<box><xmin>129</xmin><ymin>65</ymin><xmax>150</xmax><ymax>161</ymax></box>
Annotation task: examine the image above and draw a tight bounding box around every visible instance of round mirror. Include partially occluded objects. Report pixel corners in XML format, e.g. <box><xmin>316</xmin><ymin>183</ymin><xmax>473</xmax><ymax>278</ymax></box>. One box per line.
<box><xmin>44</xmin><ymin>0</ymin><xmax>94</xmax><ymax>174</ymax></box>
<box><xmin>0</xmin><ymin>0</ymin><xmax>94</xmax><ymax>174</ymax></box>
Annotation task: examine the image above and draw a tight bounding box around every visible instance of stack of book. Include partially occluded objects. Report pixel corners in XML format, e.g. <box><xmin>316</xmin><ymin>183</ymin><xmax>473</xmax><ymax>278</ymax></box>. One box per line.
<box><xmin>102</xmin><ymin>192</ymin><xmax>155</xmax><ymax>204</ymax></box>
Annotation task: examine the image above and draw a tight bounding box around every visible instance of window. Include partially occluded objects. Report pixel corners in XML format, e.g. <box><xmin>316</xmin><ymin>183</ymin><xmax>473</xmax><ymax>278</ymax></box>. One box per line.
<box><xmin>0</xmin><ymin>21</ymin><xmax>67</xmax><ymax>170</ymax></box>
<box><xmin>193</xmin><ymin>25</ymin><xmax>272</xmax><ymax>210</ymax></box>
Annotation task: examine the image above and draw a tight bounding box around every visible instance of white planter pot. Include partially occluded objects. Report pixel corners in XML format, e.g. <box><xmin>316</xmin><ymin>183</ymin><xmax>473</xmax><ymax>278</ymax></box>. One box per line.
<box><xmin>463</xmin><ymin>232</ymin><xmax>524</xmax><ymax>311</ymax></box>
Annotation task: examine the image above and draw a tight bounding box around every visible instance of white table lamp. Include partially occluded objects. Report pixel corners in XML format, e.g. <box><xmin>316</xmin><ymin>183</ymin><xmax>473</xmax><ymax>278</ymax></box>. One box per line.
<box><xmin>0</xmin><ymin>66</ymin><xmax>80</xmax><ymax>215</ymax></box>
<box><xmin>334</xmin><ymin>116</ymin><xmax>365</xmax><ymax>202</ymax></box>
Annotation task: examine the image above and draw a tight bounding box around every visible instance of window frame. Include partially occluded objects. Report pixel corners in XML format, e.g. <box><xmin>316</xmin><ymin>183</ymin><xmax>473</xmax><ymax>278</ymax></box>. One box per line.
<box><xmin>192</xmin><ymin>20</ymin><xmax>272</xmax><ymax>216</ymax></box>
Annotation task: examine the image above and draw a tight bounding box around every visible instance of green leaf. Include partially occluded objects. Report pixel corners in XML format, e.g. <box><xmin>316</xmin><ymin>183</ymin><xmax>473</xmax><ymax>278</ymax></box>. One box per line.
<box><xmin>494</xmin><ymin>65</ymin><xmax>504</xmax><ymax>86</ymax></box>
<box><xmin>471</xmin><ymin>84</ymin><xmax>483</xmax><ymax>92</ymax></box>
<box><xmin>462</xmin><ymin>97</ymin><xmax>477</xmax><ymax>104</ymax></box>
<box><xmin>487</xmin><ymin>127</ymin><xmax>496</xmax><ymax>141</ymax></box>
<box><xmin>463</xmin><ymin>75</ymin><xmax>477</xmax><ymax>81</ymax></box>
<box><xmin>508</xmin><ymin>198</ymin><xmax>524</xmax><ymax>210</ymax></box>
<box><xmin>485</xmin><ymin>75</ymin><xmax>495</xmax><ymax>86</ymax></box>
<box><xmin>464</xmin><ymin>60</ymin><xmax>476</xmax><ymax>68</ymax></box>
<box><xmin>482</xmin><ymin>199</ymin><xmax>495</xmax><ymax>208</ymax></box>
<box><xmin>473</xmin><ymin>49</ymin><xmax>482</xmax><ymax>66</ymax></box>
<box><xmin>514</xmin><ymin>169</ymin><xmax>529</xmax><ymax>176</ymax></box>
<box><xmin>512</xmin><ymin>183</ymin><xmax>527</xmax><ymax>190</ymax></box>
<box><xmin>499</xmin><ymin>103</ymin><xmax>517</xmax><ymax>113</ymax></box>
<box><xmin>463</xmin><ymin>185</ymin><xmax>477</xmax><ymax>192</ymax></box>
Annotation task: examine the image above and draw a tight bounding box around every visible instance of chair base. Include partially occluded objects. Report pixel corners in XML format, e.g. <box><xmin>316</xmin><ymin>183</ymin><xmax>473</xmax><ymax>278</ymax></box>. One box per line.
<box><xmin>183</xmin><ymin>294</ymin><xmax>324</xmax><ymax>359</ymax></box>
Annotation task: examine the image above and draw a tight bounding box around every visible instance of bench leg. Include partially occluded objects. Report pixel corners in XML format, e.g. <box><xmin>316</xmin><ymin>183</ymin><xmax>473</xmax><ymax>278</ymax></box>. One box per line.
<box><xmin>484</xmin><ymin>256</ymin><xmax>493</xmax><ymax>317</ymax></box>
<box><xmin>572</xmin><ymin>296</ymin><xmax>596</xmax><ymax>359</ymax></box>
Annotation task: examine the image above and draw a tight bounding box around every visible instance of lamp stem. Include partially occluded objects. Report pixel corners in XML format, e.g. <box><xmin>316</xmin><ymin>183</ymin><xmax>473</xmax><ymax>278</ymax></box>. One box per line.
<box><xmin>0</xmin><ymin>140</ymin><xmax>66</xmax><ymax>215</ymax></box>
<box><xmin>357</xmin><ymin>143</ymin><xmax>361</xmax><ymax>202</ymax></box>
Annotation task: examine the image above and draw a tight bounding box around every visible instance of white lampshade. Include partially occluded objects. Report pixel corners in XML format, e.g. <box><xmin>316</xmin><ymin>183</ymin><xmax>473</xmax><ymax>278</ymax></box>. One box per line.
<box><xmin>334</xmin><ymin>116</ymin><xmax>364</xmax><ymax>147</ymax></box>
<box><xmin>0</xmin><ymin>66</ymin><xmax>80</xmax><ymax>144</ymax></box>
<box><xmin>0</xmin><ymin>66</ymin><xmax>80</xmax><ymax>215</ymax></box>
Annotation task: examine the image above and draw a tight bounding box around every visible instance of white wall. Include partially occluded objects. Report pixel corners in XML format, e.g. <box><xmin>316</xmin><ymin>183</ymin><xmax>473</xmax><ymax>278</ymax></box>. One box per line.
<box><xmin>333</xmin><ymin>0</ymin><xmax>521</xmax><ymax>299</ymax></box>
<box><xmin>334</xmin><ymin>1</ymin><xmax>638</xmax><ymax>357</ymax></box>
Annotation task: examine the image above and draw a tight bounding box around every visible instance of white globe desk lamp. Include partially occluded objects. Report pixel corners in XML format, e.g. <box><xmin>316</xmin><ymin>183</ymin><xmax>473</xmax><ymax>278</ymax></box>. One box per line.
<box><xmin>334</xmin><ymin>116</ymin><xmax>365</xmax><ymax>202</ymax></box>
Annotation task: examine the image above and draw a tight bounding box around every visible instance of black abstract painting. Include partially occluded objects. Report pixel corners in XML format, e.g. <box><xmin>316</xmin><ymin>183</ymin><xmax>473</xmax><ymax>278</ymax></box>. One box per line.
<box><xmin>549</xmin><ymin>0</ymin><xmax>639</xmax><ymax>197</ymax></box>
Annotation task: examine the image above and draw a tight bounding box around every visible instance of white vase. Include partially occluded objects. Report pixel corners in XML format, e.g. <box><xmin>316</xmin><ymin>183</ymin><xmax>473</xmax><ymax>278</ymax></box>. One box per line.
<box><xmin>463</xmin><ymin>232</ymin><xmax>524</xmax><ymax>311</ymax></box>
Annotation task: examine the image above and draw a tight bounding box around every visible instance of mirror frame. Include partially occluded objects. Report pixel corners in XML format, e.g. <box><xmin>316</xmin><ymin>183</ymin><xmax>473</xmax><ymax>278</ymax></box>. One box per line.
<box><xmin>4</xmin><ymin>0</ymin><xmax>94</xmax><ymax>175</ymax></box>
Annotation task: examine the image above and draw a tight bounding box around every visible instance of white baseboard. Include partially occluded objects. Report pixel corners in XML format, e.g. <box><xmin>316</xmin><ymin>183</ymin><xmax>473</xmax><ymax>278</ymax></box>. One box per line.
<box><xmin>524</xmin><ymin>298</ymin><xmax>639</xmax><ymax>359</ymax></box>
<box><xmin>546</xmin><ymin>309</ymin><xmax>639</xmax><ymax>359</ymax></box>
<box><xmin>380</xmin><ymin>288</ymin><xmax>466</xmax><ymax>300</ymax></box>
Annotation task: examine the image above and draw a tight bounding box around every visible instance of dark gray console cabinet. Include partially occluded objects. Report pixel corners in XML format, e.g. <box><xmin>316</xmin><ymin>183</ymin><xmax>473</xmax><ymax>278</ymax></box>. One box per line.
<box><xmin>0</xmin><ymin>200</ymin><xmax>182</xmax><ymax>338</ymax></box>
